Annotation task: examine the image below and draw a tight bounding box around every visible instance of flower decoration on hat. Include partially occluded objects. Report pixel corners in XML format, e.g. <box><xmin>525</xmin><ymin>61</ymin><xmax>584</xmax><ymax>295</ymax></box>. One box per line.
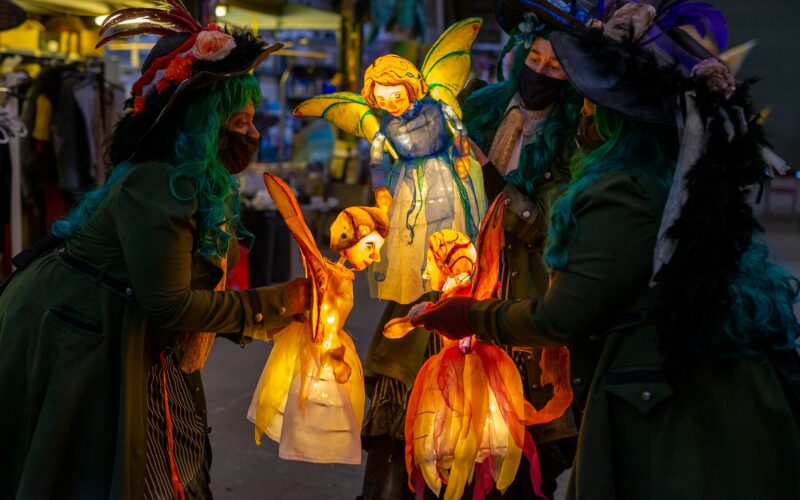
<box><xmin>95</xmin><ymin>1</ymin><xmax>277</xmax><ymax>116</ymax></box>
<box><xmin>514</xmin><ymin>12</ymin><xmax>548</xmax><ymax>48</ymax></box>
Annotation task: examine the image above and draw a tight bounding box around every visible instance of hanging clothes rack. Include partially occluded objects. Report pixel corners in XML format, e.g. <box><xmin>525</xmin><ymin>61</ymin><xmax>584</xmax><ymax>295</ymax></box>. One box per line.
<box><xmin>0</xmin><ymin>51</ymin><xmax>111</xmax><ymax>269</ymax></box>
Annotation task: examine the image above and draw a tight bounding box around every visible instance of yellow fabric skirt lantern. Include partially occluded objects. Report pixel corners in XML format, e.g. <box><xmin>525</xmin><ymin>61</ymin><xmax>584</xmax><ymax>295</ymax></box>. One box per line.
<box><xmin>248</xmin><ymin>174</ymin><xmax>388</xmax><ymax>464</ymax></box>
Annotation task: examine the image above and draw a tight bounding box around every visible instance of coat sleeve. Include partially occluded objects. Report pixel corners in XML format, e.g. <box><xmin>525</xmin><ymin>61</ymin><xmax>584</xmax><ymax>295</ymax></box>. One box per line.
<box><xmin>470</xmin><ymin>173</ymin><xmax>661</xmax><ymax>347</ymax></box>
<box><xmin>116</xmin><ymin>163</ymin><xmax>292</xmax><ymax>336</ymax></box>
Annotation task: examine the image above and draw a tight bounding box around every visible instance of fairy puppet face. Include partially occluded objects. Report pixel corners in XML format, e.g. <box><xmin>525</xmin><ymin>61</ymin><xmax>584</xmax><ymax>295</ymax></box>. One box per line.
<box><xmin>342</xmin><ymin>232</ymin><xmax>385</xmax><ymax>271</ymax></box>
<box><xmin>361</xmin><ymin>54</ymin><xmax>428</xmax><ymax>117</ymax></box>
<box><xmin>373</xmin><ymin>84</ymin><xmax>411</xmax><ymax>117</ymax></box>
<box><xmin>329</xmin><ymin>206</ymin><xmax>391</xmax><ymax>271</ymax></box>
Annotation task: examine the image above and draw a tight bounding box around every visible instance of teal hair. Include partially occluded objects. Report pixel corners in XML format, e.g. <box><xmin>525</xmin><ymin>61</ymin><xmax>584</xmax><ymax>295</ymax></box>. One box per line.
<box><xmin>722</xmin><ymin>239</ymin><xmax>800</xmax><ymax>356</ymax></box>
<box><xmin>53</xmin><ymin>75</ymin><xmax>260</xmax><ymax>258</ymax></box>
<box><xmin>462</xmin><ymin>31</ymin><xmax>582</xmax><ymax>199</ymax></box>
<box><xmin>544</xmin><ymin>106</ymin><xmax>676</xmax><ymax>270</ymax></box>
<box><xmin>52</xmin><ymin>161</ymin><xmax>136</xmax><ymax>239</ymax></box>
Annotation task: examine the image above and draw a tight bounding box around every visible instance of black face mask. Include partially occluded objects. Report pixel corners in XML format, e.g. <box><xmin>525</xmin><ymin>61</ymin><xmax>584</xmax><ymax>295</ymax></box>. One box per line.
<box><xmin>517</xmin><ymin>64</ymin><xmax>566</xmax><ymax>110</ymax></box>
<box><xmin>218</xmin><ymin>129</ymin><xmax>259</xmax><ymax>174</ymax></box>
<box><xmin>575</xmin><ymin>114</ymin><xmax>604</xmax><ymax>152</ymax></box>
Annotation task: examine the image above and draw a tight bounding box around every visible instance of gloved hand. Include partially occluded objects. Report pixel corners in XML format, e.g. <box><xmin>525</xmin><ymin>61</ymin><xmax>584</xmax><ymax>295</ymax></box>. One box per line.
<box><xmin>282</xmin><ymin>276</ymin><xmax>312</xmax><ymax>317</ymax></box>
<box><xmin>410</xmin><ymin>296</ymin><xmax>477</xmax><ymax>340</ymax></box>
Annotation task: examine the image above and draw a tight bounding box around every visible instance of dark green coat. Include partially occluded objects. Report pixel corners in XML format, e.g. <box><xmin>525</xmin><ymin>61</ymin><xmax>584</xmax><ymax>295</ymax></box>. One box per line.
<box><xmin>0</xmin><ymin>162</ymin><xmax>293</xmax><ymax>499</ymax></box>
<box><xmin>471</xmin><ymin>172</ymin><xmax>800</xmax><ymax>499</ymax></box>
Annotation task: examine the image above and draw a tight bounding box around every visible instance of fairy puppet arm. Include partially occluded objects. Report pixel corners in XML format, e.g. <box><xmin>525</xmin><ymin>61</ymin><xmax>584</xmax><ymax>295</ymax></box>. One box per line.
<box><xmin>441</xmin><ymin>101</ymin><xmax>471</xmax><ymax>179</ymax></box>
<box><xmin>369</xmin><ymin>131</ymin><xmax>393</xmax><ymax>212</ymax></box>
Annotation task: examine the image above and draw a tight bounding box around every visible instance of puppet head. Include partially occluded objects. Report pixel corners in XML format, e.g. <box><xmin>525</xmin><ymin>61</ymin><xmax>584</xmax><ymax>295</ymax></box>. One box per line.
<box><xmin>361</xmin><ymin>54</ymin><xmax>428</xmax><ymax>116</ymax></box>
<box><xmin>330</xmin><ymin>206</ymin><xmax>390</xmax><ymax>271</ymax></box>
<box><xmin>423</xmin><ymin>230</ymin><xmax>478</xmax><ymax>292</ymax></box>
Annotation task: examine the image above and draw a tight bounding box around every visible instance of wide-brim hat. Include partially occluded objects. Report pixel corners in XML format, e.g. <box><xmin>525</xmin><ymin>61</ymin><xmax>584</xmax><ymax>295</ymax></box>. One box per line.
<box><xmin>493</xmin><ymin>0</ymin><xmax>589</xmax><ymax>34</ymax></box>
<box><xmin>551</xmin><ymin>4</ymin><xmax>722</xmax><ymax>125</ymax></box>
<box><xmin>551</xmin><ymin>29</ymin><xmax>682</xmax><ymax>124</ymax></box>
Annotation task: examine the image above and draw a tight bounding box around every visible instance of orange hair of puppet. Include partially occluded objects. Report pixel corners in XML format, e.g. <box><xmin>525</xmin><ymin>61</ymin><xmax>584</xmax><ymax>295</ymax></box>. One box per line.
<box><xmin>361</xmin><ymin>54</ymin><xmax>428</xmax><ymax>108</ymax></box>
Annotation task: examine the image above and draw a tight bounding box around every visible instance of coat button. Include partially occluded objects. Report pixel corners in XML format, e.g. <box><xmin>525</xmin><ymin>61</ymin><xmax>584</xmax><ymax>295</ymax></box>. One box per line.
<box><xmin>278</xmin><ymin>306</ymin><xmax>287</xmax><ymax>315</ymax></box>
<box><xmin>254</xmin><ymin>312</ymin><xmax>263</xmax><ymax>322</ymax></box>
<box><xmin>511</xmin><ymin>271</ymin><xmax>519</xmax><ymax>278</ymax></box>
<box><xmin>521</xmin><ymin>210</ymin><xmax>531</xmax><ymax>219</ymax></box>
<box><xmin>194</xmin><ymin>386</ymin><xmax>200</xmax><ymax>393</ymax></box>
<box><xmin>505</xmin><ymin>244</ymin><xmax>512</xmax><ymax>250</ymax></box>
<box><xmin>125</xmin><ymin>287</ymin><xmax>134</xmax><ymax>296</ymax></box>
<box><xmin>504</xmin><ymin>198</ymin><xmax>511</xmax><ymax>206</ymax></box>
<box><xmin>544</xmin><ymin>172</ymin><xmax>552</xmax><ymax>180</ymax></box>
<box><xmin>572</xmin><ymin>377</ymin><xmax>583</xmax><ymax>386</ymax></box>
<box><xmin>641</xmin><ymin>390</ymin><xmax>652</xmax><ymax>402</ymax></box>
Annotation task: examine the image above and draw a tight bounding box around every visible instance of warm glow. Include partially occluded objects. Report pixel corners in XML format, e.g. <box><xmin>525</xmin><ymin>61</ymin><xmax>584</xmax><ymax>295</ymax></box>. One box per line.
<box><xmin>215</xmin><ymin>4</ymin><xmax>228</xmax><ymax>17</ymax></box>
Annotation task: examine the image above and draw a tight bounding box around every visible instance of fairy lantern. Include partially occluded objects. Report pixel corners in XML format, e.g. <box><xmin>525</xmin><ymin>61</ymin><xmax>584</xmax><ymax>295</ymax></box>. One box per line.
<box><xmin>248</xmin><ymin>174</ymin><xmax>389</xmax><ymax>465</ymax></box>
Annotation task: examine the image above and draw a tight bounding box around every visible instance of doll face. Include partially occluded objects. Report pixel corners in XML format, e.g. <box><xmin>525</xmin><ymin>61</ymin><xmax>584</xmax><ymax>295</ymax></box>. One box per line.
<box><xmin>525</xmin><ymin>38</ymin><xmax>566</xmax><ymax>80</ymax></box>
<box><xmin>341</xmin><ymin>231</ymin><xmax>385</xmax><ymax>271</ymax></box>
<box><xmin>374</xmin><ymin>84</ymin><xmax>411</xmax><ymax>117</ymax></box>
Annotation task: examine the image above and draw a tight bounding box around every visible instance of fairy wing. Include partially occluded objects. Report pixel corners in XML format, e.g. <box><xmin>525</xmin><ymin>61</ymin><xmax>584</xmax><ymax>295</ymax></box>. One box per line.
<box><xmin>470</xmin><ymin>193</ymin><xmax>506</xmax><ymax>300</ymax></box>
<box><xmin>263</xmin><ymin>173</ymin><xmax>328</xmax><ymax>337</ymax></box>
<box><xmin>420</xmin><ymin>17</ymin><xmax>483</xmax><ymax>118</ymax></box>
<box><xmin>292</xmin><ymin>92</ymin><xmax>380</xmax><ymax>141</ymax></box>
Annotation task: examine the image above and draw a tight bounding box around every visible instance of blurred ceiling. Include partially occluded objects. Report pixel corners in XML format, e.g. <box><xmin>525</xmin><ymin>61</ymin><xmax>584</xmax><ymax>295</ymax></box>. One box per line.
<box><xmin>13</xmin><ymin>0</ymin><xmax>152</xmax><ymax>16</ymax></box>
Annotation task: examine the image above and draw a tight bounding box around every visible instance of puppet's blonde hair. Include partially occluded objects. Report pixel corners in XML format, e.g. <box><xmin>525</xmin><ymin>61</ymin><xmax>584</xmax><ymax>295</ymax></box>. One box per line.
<box><xmin>361</xmin><ymin>54</ymin><xmax>428</xmax><ymax>108</ymax></box>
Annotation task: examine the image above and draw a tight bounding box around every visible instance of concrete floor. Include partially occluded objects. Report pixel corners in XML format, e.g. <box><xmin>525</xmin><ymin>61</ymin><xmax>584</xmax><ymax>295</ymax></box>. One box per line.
<box><xmin>203</xmin><ymin>208</ymin><xmax>799</xmax><ymax>499</ymax></box>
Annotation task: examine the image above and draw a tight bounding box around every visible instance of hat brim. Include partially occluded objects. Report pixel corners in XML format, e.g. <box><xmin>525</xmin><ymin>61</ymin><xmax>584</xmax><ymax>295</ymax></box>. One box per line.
<box><xmin>494</xmin><ymin>0</ymin><xmax>585</xmax><ymax>34</ymax></box>
<box><xmin>551</xmin><ymin>31</ymin><xmax>677</xmax><ymax>125</ymax></box>
<box><xmin>150</xmin><ymin>43</ymin><xmax>282</xmax><ymax>131</ymax></box>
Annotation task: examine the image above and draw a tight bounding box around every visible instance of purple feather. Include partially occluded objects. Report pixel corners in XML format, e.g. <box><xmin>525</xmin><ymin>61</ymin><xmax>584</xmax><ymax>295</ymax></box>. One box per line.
<box><xmin>655</xmin><ymin>0</ymin><xmax>728</xmax><ymax>48</ymax></box>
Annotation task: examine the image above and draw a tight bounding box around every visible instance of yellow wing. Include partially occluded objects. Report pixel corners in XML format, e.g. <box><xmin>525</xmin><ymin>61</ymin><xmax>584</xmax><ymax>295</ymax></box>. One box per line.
<box><xmin>292</xmin><ymin>92</ymin><xmax>380</xmax><ymax>141</ymax></box>
<box><xmin>292</xmin><ymin>92</ymin><xmax>398</xmax><ymax>160</ymax></box>
<box><xmin>420</xmin><ymin>17</ymin><xmax>483</xmax><ymax>118</ymax></box>
<box><xmin>263</xmin><ymin>173</ymin><xmax>328</xmax><ymax>340</ymax></box>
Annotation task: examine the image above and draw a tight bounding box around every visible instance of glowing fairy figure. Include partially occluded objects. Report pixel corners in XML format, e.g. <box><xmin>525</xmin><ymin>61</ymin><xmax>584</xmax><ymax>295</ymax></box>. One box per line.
<box><xmin>293</xmin><ymin>18</ymin><xmax>487</xmax><ymax>305</ymax></box>
<box><xmin>248</xmin><ymin>173</ymin><xmax>389</xmax><ymax>464</ymax></box>
<box><xmin>386</xmin><ymin>199</ymin><xmax>573</xmax><ymax>499</ymax></box>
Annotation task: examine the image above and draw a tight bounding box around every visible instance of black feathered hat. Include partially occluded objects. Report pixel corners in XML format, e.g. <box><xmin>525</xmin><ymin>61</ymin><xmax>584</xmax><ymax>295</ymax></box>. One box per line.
<box><xmin>550</xmin><ymin>1</ymin><xmax>728</xmax><ymax>124</ymax></box>
<box><xmin>549</xmin><ymin>1</ymin><xmax>793</xmax><ymax>370</ymax></box>
<box><xmin>97</xmin><ymin>0</ymin><xmax>281</xmax><ymax>130</ymax></box>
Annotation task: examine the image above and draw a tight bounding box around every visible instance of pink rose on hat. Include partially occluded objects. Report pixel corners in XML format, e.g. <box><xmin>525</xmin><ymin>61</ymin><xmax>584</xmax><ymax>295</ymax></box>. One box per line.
<box><xmin>192</xmin><ymin>29</ymin><xmax>237</xmax><ymax>61</ymax></box>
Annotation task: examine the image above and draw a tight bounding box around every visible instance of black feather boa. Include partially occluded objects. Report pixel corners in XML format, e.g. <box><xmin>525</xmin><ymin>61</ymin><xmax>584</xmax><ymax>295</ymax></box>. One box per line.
<box><xmin>657</xmin><ymin>81</ymin><xmax>770</xmax><ymax>379</ymax></box>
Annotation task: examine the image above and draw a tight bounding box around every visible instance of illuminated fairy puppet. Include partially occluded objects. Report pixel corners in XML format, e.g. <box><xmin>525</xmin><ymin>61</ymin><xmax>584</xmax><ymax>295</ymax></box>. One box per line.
<box><xmin>248</xmin><ymin>173</ymin><xmax>389</xmax><ymax>465</ymax></box>
<box><xmin>294</xmin><ymin>18</ymin><xmax>487</xmax><ymax>305</ymax></box>
<box><xmin>386</xmin><ymin>200</ymin><xmax>572</xmax><ymax>499</ymax></box>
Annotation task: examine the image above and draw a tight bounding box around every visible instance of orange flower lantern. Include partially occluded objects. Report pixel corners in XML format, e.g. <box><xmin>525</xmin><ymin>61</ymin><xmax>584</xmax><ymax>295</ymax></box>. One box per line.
<box><xmin>387</xmin><ymin>197</ymin><xmax>573</xmax><ymax>499</ymax></box>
